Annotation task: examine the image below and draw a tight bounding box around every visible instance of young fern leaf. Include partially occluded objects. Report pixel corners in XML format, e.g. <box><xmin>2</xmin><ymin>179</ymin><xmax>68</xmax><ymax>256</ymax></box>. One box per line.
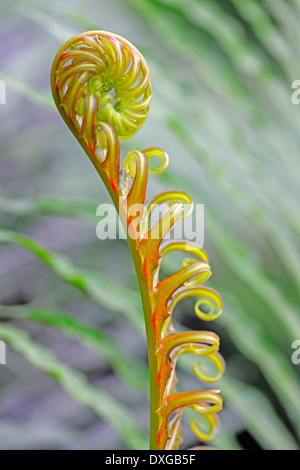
<box><xmin>51</xmin><ymin>31</ymin><xmax>225</xmax><ymax>450</ymax></box>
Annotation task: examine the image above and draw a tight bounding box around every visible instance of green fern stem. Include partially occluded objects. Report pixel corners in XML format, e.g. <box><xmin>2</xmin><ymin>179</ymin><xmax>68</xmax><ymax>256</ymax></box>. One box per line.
<box><xmin>51</xmin><ymin>30</ymin><xmax>225</xmax><ymax>450</ymax></box>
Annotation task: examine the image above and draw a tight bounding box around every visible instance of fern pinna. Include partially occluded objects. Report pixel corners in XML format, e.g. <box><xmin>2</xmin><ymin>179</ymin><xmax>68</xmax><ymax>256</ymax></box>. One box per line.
<box><xmin>51</xmin><ymin>31</ymin><xmax>225</xmax><ymax>450</ymax></box>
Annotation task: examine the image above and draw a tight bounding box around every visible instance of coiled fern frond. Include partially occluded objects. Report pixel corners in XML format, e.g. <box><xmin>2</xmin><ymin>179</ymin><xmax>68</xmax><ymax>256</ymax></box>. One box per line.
<box><xmin>51</xmin><ymin>31</ymin><xmax>225</xmax><ymax>450</ymax></box>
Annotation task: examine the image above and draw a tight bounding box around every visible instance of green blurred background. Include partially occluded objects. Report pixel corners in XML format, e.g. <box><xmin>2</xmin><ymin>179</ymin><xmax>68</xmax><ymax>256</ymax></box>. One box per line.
<box><xmin>0</xmin><ymin>0</ymin><xmax>299</xmax><ymax>450</ymax></box>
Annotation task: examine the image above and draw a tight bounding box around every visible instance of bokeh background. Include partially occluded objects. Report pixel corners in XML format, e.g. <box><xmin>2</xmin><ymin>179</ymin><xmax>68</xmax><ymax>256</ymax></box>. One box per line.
<box><xmin>0</xmin><ymin>0</ymin><xmax>300</xmax><ymax>450</ymax></box>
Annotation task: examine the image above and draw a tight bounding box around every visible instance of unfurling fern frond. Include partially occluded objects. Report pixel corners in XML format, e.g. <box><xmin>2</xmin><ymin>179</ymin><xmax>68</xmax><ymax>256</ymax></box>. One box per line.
<box><xmin>51</xmin><ymin>31</ymin><xmax>225</xmax><ymax>450</ymax></box>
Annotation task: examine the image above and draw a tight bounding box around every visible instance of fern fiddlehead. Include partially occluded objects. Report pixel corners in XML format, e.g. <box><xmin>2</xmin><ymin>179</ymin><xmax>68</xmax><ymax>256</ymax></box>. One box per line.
<box><xmin>51</xmin><ymin>31</ymin><xmax>225</xmax><ymax>450</ymax></box>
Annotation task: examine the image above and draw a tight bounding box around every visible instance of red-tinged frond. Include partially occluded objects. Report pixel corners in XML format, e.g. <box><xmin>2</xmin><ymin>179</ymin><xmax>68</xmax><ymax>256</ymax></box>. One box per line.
<box><xmin>51</xmin><ymin>30</ymin><xmax>225</xmax><ymax>450</ymax></box>
<box><xmin>157</xmin><ymin>390</ymin><xmax>223</xmax><ymax>449</ymax></box>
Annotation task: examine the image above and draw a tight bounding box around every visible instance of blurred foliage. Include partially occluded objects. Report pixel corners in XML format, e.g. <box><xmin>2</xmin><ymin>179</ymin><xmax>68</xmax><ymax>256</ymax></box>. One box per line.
<box><xmin>0</xmin><ymin>0</ymin><xmax>299</xmax><ymax>450</ymax></box>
